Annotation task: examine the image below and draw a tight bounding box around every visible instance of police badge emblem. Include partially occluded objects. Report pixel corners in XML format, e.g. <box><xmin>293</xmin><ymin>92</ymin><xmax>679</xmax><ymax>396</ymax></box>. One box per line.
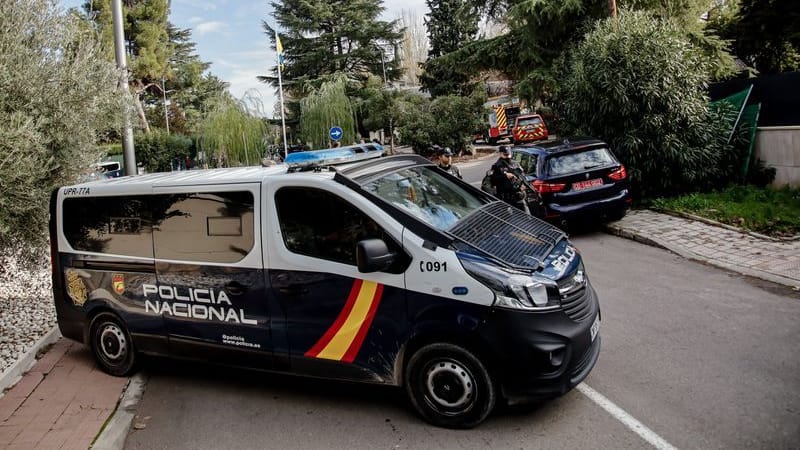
<box><xmin>112</xmin><ymin>273</ymin><xmax>125</xmax><ymax>295</ymax></box>
<box><xmin>65</xmin><ymin>269</ymin><xmax>88</xmax><ymax>306</ymax></box>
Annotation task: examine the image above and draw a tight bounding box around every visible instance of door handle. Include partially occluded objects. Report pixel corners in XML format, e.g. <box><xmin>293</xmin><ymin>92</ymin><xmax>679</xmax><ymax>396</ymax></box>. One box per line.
<box><xmin>225</xmin><ymin>281</ymin><xmax>249</xmax><ymax>295</ymax></box>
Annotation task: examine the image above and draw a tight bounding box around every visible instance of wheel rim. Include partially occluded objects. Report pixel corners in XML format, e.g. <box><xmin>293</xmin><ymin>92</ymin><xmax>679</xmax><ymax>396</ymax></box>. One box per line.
<box><xmin>424</xmin><ymin>358</ymin><xmax>476</xmax><ymax>413</ymax></box>
<box><xmin>97</xmin><ymin>323</ymin><xmax>127</xmax><ymax>362</ymax></box>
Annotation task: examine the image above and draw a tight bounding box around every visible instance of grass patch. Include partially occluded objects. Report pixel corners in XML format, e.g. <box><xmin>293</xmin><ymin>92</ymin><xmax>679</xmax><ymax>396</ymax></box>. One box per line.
<box><xmin>652</xmin><ymin>185</ymin><xmax>800</xmax><ymax>238</ymax></box>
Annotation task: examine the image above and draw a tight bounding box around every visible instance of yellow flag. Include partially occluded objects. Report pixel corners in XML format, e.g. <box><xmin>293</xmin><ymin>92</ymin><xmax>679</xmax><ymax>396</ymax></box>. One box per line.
<box><xmin>275</xmin><ymin>31</ymin><xmax>285</xmax><ymax>71</ymax></box>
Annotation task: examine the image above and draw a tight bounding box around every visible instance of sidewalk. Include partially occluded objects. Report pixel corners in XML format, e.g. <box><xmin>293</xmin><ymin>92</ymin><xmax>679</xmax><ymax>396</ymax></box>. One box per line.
<box><xmin>0</xmin><ymin>339</ymin><xmax>127</xmax><ymax>450</ymax></box>
<box><xmin>1</xmin><ymin>208</ymin><xmax>797</xmax><ymax>450</ymax></box>
<box><xmin>605</xmin><ymin>209</ymin><xmax>800</xmax><ymax>288</ymax></box>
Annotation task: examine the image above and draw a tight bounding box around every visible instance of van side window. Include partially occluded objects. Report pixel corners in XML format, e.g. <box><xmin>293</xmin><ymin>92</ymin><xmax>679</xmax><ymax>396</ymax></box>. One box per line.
<box><xmin>152</xmin><ymin>191</ymin><xmax>254</xmax><ymax>264</ymax></box>
<box><xmin>63</xmin><ymin>196</ymin><xmax>154</xmax><ymax>258</ymax></box>
<box><xmin>275</xmin><ymin>187</ymin><xmax>398</xmax><ymax>267</ymax></box>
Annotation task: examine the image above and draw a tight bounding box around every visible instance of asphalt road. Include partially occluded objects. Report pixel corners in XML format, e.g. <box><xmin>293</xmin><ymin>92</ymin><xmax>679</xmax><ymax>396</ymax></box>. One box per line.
<box><xmin>125</xmin><ymin>160</ymin><xmax>800</xmax><ymax>449</ymax></box>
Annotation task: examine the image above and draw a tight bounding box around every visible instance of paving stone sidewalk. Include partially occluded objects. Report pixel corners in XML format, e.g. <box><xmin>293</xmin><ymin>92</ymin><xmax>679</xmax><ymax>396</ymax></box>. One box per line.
<box><xmin>0</xmin><ymin>339</ymin><xmax>127</xmax><ymax>450</ymax></box>
<box><xmin>606</xmin><ymin>209</ymin><xmax>800</xmax><ymax>288</ymax></box>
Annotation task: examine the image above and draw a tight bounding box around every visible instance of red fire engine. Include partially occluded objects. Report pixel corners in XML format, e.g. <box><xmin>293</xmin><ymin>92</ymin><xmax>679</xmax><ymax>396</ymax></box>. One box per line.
<box><xmin>481</xmin><ymin>97</ymin><xmax>522</xmax><ymax>145</ymax></box>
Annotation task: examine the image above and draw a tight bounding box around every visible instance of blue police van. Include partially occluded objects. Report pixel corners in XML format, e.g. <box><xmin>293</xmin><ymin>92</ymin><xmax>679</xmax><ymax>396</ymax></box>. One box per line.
<box><xmin>50</xmin><ymin>144</ymin><xmax>601</xmax><ymax>428</ymax></box>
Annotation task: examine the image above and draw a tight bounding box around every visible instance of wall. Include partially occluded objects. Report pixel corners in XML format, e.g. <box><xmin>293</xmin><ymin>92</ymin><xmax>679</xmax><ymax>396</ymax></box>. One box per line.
<box><xmin>755</xmin><ymin>126</ymin><xmax>800</xmax><ymax>187</ymax></box>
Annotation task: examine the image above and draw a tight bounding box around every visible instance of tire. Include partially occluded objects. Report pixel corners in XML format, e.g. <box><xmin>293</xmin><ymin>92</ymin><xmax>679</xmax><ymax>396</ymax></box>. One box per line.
<box><xmin>607</xmin><ymin>207</ymin><xmax>627</xmax><ymax>222</ymax></box>
<box><xmin>405</xmin><ymin>343</ymin><xmax>496</xmax><ymax>429</ymax></box>
<box><xmin>89</xmin><ymin>312</ymin><xmax>136</xmax><ymax>376</ymax></box>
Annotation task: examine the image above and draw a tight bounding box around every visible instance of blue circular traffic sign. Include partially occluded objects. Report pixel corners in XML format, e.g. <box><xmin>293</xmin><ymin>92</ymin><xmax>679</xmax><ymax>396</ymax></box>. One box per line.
<box><xmin>329</xmin><ymin>126</ymin><xmax>343</xmax><ymax>141</ymax></box>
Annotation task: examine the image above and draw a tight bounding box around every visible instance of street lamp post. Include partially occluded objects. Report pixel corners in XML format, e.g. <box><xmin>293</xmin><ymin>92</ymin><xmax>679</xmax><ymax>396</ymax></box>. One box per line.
<box><xmin>373</xmin><ymin>43</ymin><xmax>393</xmax><ymax>153</ymax></box>
<box><xmin>111</xmin><ymin>0</ymin><xmax>136</xmax><ymax>175</ymax></box>
<box><xmin>374</xmin><ymin>43</ymin><xmax>387</xmax><ymax>87</ymax></box>
<box><xmin>162</xmin><ymin>77</ymin><xmax>170</xmax><ymax>135</ymax></box>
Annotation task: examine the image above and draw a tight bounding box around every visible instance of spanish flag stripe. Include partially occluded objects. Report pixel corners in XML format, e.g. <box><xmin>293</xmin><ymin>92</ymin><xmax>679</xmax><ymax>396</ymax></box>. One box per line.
<box><xmin>341</xmin><ymin>283</ymin><xmax>384</xmax><ymax>363</ymax></box>
<box><xmin>315</xmin><ymin>280</ymin><xmax>379</xmax><ymax>360</ymax></box>
<box><xmin>305</xmin><ymin>279</ymin><xmax>363</xmax><ymax>358</ymax></box>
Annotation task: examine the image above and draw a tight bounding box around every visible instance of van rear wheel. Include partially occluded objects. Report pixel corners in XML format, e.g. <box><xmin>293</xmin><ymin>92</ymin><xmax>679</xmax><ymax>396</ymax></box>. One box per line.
<box><xmin>89</xmin><ymin>312</ymin><xmax>136</xmax><ymax>376</ymax></box>
<box><xmin>405</xmin><ymin>343</ymin><xmax>495</xmax><ymax>428</ymax></box>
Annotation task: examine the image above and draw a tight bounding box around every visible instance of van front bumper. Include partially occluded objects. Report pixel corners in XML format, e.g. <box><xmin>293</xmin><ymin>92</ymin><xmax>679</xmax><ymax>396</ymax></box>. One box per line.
<box><xmin>479</xmin><ymin>284</ymin><xmax>601</xmax><ymax>404</ymax></box>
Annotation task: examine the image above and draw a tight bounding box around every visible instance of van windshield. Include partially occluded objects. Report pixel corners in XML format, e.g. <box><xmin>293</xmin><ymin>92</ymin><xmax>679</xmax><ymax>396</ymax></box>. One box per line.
<box><xmin>363</xmin><ymin>166</ymin><xmax>487</xmax><ymax>230</ymax></box>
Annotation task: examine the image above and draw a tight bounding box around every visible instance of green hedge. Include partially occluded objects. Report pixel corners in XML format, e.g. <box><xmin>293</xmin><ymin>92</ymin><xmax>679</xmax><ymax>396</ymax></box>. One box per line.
<box><xmin>555</xmin><ymin>12</ymin><xmax>741</xmax><ymax>199</ymax></box>
<box><xmin>134</xmin><ymin>130</ymin><xmax>195</xmax><ymax>173</ymax></box>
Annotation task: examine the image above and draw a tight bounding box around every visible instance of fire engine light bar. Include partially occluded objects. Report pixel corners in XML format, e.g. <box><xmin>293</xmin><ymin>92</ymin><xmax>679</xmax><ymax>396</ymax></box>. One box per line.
<box><xmin>284</xmin><ymin>144</ymin><xmax>384</xmax><ymax>169</ymax></box>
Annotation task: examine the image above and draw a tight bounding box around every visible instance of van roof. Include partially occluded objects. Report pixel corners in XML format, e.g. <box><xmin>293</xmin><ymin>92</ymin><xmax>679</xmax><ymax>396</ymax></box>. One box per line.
<box><xmin>68</xmin><ymin>164</ymin><xmax>293</xmax><ymax>190</ymax></box>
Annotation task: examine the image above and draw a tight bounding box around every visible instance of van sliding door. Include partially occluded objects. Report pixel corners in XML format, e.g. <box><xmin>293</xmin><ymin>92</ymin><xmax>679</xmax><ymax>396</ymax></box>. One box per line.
<box><xmin>151</xmin><ymin>186</ymin><xmax>273</xmax><ymax>369</ymax></box>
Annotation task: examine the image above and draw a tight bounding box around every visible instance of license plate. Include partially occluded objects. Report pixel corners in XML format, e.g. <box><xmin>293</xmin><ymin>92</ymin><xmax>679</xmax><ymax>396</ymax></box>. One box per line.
<box><xmin>590</xmin><ymin>315</ymin><xmax>600</xmax><ymax>342</ymax></box>
<box><xmin>572</xmin><ymin>178</ymin><xmax>603</xmax><ymax>191</ymax></box>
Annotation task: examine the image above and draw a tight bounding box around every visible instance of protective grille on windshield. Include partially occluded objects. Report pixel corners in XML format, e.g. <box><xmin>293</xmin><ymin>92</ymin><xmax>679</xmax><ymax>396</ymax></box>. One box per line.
<box><xmin>448</xmin><ymin>201</ymin><xmax>565</xmax><ymax>269</ymax></box>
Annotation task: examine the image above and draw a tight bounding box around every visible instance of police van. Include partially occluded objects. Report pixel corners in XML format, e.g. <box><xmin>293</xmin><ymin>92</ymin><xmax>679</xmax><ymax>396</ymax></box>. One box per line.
<box><xmin>49</xmin><ymin>144</ymin><xmax>601</xmax><ymax>428</ymax></box>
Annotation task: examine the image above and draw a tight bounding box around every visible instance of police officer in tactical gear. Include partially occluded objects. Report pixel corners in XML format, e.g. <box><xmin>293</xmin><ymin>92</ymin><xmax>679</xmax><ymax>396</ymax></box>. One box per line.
<box><xmin>436</xmin><ymin>147</ymin><xmax>462</xmax><ymax>179</ymax></box>
<box><xmin>490</xmin><ymin>145</ymin><xmax>530</xmax><ymax>214</ymax></box>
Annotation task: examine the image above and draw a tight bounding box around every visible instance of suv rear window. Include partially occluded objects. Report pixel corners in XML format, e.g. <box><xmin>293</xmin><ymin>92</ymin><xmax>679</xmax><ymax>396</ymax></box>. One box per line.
<box><xmin>516</xmin><ymin>116</ymin><xmax>542</xmax><ymax>127</ymax></box>
<box><xmin>546</xmin><ymin>148</ymin><xmax>615</xmax><ymax>176</ymax></box>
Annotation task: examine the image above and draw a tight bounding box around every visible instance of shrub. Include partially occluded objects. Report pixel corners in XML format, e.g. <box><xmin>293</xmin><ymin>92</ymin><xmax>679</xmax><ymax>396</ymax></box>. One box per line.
<box><xmin>397</xmin><ymin>93</ymin><xmax>484</xmax><ymax>155</ymax></box>
<box><xmin>0</xmin><ymin>0</ymin><xmax>125</xmax><ymax>251</ymax></box>
<box><xmin>134</xmin><ymin>130</ymin><xmax>194</xmax><ymax>173</ymax></box>
<box><xmin>555</xmin><ymin>11</ymin><xmax>741</xmax><ymax>199</ymax></box>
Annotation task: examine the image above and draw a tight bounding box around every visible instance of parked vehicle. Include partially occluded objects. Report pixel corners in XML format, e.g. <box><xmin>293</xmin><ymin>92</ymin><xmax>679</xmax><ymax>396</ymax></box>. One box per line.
<box><xmin>505</xmin><ymin>138</ymin><xmax>631</xmax><ymax>225</ymax></box>
<box><xmin>480</xmin><ymin>97</ymin><xmax>522</xmax><ymax>145</ymax></box>
<box><xmin>50</xmin><ymin>144</ymin><xmax>601</xmax><ymax>428</ymax></box>
<box><xmin>511</xmin><ymin>113</ymin><xmax>548</xmax><ymax>144</ymax></box>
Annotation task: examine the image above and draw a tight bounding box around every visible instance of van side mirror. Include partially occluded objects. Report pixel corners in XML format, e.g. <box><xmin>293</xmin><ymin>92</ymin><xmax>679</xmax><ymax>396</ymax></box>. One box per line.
<box><xmin>357</xmin><ymin>239</ymin><xmax>395</xmax><ymax>273</ymax></box>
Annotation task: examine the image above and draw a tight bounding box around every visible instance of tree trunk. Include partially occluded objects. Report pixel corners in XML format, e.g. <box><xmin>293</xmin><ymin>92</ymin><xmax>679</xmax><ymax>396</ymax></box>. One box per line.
<box><xmin>134</xmin><ymin>95</ymin><xmax>150</xmax><ymax>134</ymax></box>
<box><xmin>131</xmin><ymin>82</ymin><xmax>151</xmax><ymax>133</ymax></box>
<box><xmin>608</xmin><ymin>0</ymin><xmax>617</xmax><ymax>18</ymax></box>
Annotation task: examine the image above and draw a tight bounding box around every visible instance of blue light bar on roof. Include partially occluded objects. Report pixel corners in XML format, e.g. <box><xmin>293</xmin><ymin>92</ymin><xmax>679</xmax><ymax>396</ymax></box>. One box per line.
<box><xmin>285</xmin><ymin>144</ymin><xmax>384</xmax><ymax>169</ymax></box>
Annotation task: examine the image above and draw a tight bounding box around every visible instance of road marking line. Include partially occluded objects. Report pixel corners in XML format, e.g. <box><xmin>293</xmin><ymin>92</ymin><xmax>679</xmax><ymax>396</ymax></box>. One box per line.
<box><xmin>577</xmin><ymin>383</ymin><xmax>678</xmax><ymax>450</ymax></box>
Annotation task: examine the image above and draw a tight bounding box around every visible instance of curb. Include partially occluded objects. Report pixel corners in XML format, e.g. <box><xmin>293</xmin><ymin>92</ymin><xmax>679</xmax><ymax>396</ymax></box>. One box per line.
<box><xmin>657</xmin><ymin>209</ymin><xmax>800</xmax><ymax>242</ymax></box>
<box><xmin>604</xmin><ymin>222</ymin><xmax>800</xmax><ymax>289</ymax></box>
<box><xmin>92</xmin><ymin>372</ymin><xmax>148</xmax><ymax>450</ymax></box>
<box><xmin>0</xmin><ymin>326</ymin><xmax>61</xmax><ymax>397</ymax></box>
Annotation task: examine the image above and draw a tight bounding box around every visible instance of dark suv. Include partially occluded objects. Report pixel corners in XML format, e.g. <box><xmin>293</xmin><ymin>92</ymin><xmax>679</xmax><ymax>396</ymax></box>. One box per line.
<box><xmin>511</xmin><ymin>138</ymin><xmax>631</xmax><ymax>224</ymax></box>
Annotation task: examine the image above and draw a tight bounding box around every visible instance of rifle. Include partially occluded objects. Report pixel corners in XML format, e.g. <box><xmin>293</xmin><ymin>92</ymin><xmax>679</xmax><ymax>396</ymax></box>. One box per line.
<box><xmin>504</xmin><ymin>164</ymin><xmax>544</xmax><ymax>217</ymax></box>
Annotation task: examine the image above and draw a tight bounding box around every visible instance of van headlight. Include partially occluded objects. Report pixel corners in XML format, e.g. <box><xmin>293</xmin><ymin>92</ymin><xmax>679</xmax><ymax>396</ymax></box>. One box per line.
<box><xmin>458</xmin><ymin>255</ymin><xmax>559</xmax><ymax>311</ymax></box>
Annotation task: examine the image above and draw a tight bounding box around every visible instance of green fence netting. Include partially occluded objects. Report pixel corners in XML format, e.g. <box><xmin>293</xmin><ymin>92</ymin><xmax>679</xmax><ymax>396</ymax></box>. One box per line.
<box><xmin>739</xmin><ymin>103</ymin><xmax>762</xmax><ymax>179</ymax></box>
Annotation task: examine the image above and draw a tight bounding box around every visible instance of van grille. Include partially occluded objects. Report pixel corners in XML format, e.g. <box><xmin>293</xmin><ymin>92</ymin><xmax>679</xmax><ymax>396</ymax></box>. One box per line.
<box><xmin>560</xmin><ymin>285</ymin><xmax>593</xmax><ymax>322</ymax></box>
<box><xmin>448</xmin><ymin>201</ymin><xmax>564</xmax><ymax>269</ymax></box>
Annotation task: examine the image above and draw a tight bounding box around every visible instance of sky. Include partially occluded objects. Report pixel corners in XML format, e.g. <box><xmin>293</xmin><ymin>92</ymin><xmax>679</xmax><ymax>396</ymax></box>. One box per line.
<box><xmin>61</xmin><ymin>0</ymin><xmax>429</xmax><ymax>117</ymax></box>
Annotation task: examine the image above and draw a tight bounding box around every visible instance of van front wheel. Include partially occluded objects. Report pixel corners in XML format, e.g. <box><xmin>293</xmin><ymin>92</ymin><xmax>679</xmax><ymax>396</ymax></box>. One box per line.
<box><xmin>405</xmin><ymin>343</ymin><xmax>495</xmax><ymax>428</ymax></box>
<box><xmin>89</xmin><ymin>312</ymin><xmax>136</xmax><ymax>376</ymax></box>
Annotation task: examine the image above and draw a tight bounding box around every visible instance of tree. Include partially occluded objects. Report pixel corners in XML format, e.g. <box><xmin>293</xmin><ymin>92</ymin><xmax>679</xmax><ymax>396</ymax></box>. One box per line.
<box><xmin>716</xmin><ymin>0</ymin><xmax>800</xmax><ymax>73</ymax></box>
<box><xmin>197</xmin><ymin>95</ymin><xmax>269</xmax><ymax>167</ymax></box>
<box><xmin>420</xmin><ymin>0</ymin><xmax>481</xmax><ymax>95</ymax></box>
<box><xmin>426</xmin><ymin>0</ymin><xmax>480</xmax><ymax>58</ymax></box>
<box><xmin>83</xmin><ymin>0</ymin><xmax>171</xmax><ymax>132</ymax></box>
<box><xmin>397</xmin><ymin>9</ymin><xmax>428</xmax><ymax>86</ymax></box>
<box><xmin>360</xmin><ymin>75</ymin><xmax>405</xmax><ymax>150</ymax></box>
<box><xmin>555</xmin><ymin>11</ymin><xmax>741</xmax><ymax>199</ymax></box>
<box><xmin>298</xmin><ymin>76</ymin><xmax>358</xmax><ymax>149</ymax></box>
<box><xmin>397</xmin><ymin>90</ymin><xmax>485</xmax><ymax>154</ymax></box>
<box><xmin>422</xmin><ymin>0</ymin><xmax>735</xmax><ymax>102</ymax></box>
<box><xmin>260</xmin><ymin>0</ymin><xmax>404</xmax><ymax>96</ymax></box>
<box><xmin>155</xmin><ymin>24</ymin><xmax>229</xmax><ymax>134</ymax></box>
<box><xmin>0</xmin><ymin>0</ymin><xmax>125</xmax><ymax>249</ymax></box>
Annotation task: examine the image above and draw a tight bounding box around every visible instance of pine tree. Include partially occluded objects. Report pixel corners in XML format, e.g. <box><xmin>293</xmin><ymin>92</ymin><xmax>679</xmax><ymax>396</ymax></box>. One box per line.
<box><xmin>425</xmin><ymin>0</ymin><xmax>480</xmax><ymax>59</ymax></box>
<box><xmin>260</xmin><ymin>0</ymin><xmax>404</xmax><ymax>96</ymax></box>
